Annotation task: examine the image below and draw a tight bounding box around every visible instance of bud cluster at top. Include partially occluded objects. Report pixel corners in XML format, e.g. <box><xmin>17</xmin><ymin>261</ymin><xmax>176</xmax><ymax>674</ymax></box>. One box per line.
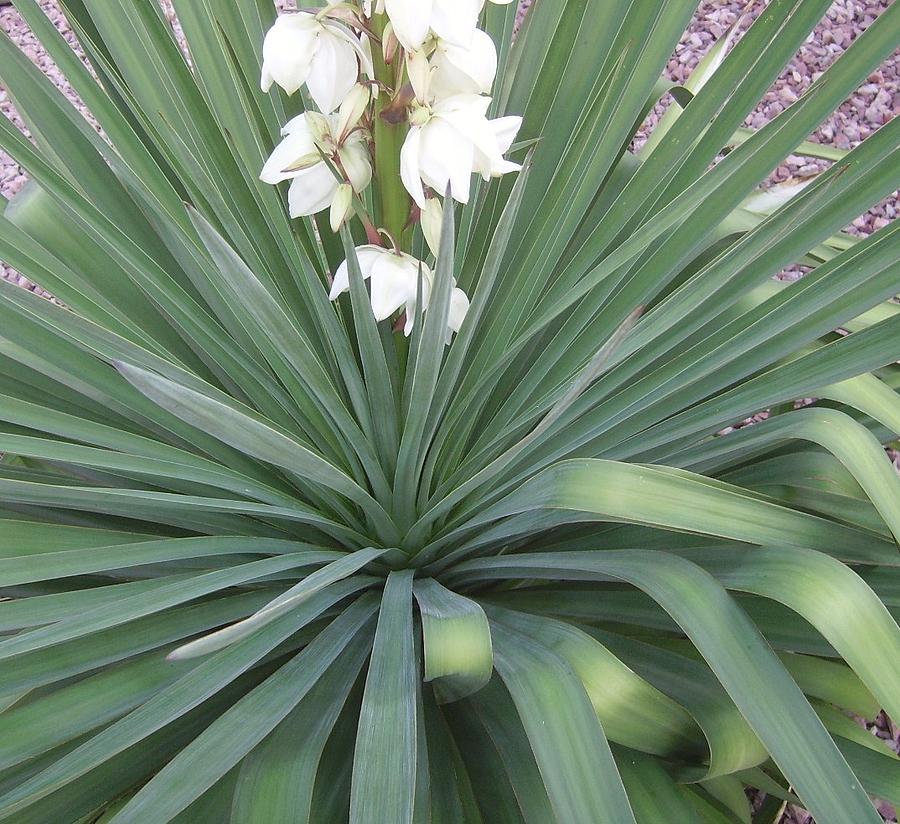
<box><xmin>258</xmin><ymin>0</ymin><xmax>521</xmax><ymax>340</ymax></box>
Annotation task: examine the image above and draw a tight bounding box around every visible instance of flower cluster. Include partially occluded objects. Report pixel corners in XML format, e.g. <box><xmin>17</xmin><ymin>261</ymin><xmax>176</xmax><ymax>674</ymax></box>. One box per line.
<box><xmin>258</xmin><ymin>0</ymin><xmax>521</xmax><ymax>339</ymax></box>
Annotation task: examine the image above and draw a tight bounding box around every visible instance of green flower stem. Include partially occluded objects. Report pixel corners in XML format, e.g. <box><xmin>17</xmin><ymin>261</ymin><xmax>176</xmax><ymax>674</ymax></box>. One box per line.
<box><xmin>371</xmin><ymin>13</ymin><xmax>411</xmax><ymax>250</ymax></box>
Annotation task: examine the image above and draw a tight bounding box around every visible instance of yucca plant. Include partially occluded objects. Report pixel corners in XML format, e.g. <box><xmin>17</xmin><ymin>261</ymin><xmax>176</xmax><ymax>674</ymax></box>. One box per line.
<box><xmin>0</xmin><ymin>0</ymin><xmax>898</xmax><ymax>821</ymax></box>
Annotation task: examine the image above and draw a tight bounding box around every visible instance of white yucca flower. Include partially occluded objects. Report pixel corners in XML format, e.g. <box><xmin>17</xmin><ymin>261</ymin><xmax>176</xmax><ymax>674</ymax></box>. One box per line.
<box><xmin>260</xmin><ymin>113</ymin><xmax>372</xmax><ymax>218</ymax></box>
<box><xmin>385</xmin><ymin>0</ymin><xmax>515</xmax><ymax>52</ymax></box>
<box><xmin>260</xmin><ymin>13</ymin><xmax>363</xmax><ymax>113</ymax></box>
<box><xmin>400</xmin><ymin>94</ymin><xmax>522</xmax><ymax>208</ymax></box>
<box><xmin>330</xmin><ymin>245</ymin><xmax>469</xmax><ymax>339</ymax></box>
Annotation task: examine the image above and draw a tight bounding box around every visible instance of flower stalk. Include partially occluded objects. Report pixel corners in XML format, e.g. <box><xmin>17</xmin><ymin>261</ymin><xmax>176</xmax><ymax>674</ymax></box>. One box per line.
<box><xmin>370</xmin><ymin>10</ymin><xmax>412</xmax><ymax>249</ymax></box>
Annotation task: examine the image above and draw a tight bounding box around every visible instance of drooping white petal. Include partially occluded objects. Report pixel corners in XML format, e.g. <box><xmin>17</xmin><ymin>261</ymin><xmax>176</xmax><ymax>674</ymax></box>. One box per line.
<box><xmin>429</xmin><ymin>29</ymin><xmax>497</xmax><ymax>98</ymax></box>
<box><xmin>287</xmin><ymin>162</ymin><xmax>340</xmax><ymax>217</ymax></box>
<box><xmin>417</xmin><ymin>117</ymin><xmax>474</xmax><ymax>204</ymax></box>
<box><xmin>472</xmin><ymin>115</ymin><xmax>522</xmax><ymax>179</ymax></box>
<box><xmin>401</xmin><ymin>263</ymin><xmax>434</xmax><ymax>334</ymax></box>
<box><xmin>419</xmin><ymin>117</ymin><xmax>472</xmax><ymax>203</ymax></box>
<box><xmin>400</xmin><ymin>126</ymin><xmax>428</xmax><ymax>208</ymax></box>
<box><xmin>330</xmin><ymin>246</ymin><xmax>461</xmax><ymax>341</ymax></box>
<box><xmin>434</xmin><ymin>92</ymin><xmax>492</xmax><ymax>123</ymax></box>
<box><xmin>307</xmin><ymin>29</ymin><xmax>360</xmax><ymax>113</ymax></box>
<box><xmin>403</xmin><ymin>308</ymin><xmax>417</xmax><ymax>336</ymax></box>
<box><xmin>447</xmin><ymin>287</ymin><xmax>470</xmax><ymax>341</ymax></box>
<box><xmin>368</xmin><ymin>253</ymin><xmax>423</xmax><ymax>321</ymax></box>
<box><xmin>482</xmin><ymin>156</ymin><xmax>518</xmax><ymax>184</ymax></box>
<box><xmin>430</xmin><ymin>0</ymin><xmax>482</xmax><ymax>46</ymax></box>
<box><xmin>327</xmin><ymin>19</ymin><xmax>375</xmax><ymax>79</ymax></box>
<box><xmin>260</xmin><ymin>125</ymin><xmax>318</xmax><ymax>184</ymax></box>
<box><xmin>263</xmin><ymin>109</ymin><xmax>371</xmax><ymax>218</ymax></box>
<box><xmin>260</xmin><ymin>14</ymin><xmax>319</xmax><ymax>95</ymax></box>
<box><xmin>420</xmin><ymin>198</ymin><xmax>443</xmax><ymax>257</ymax></box>
<box><xmin>260</xmin><ymin>65</ymin><xmax>274</xmax><ymax>94</ymax></box>
<box><xmin>329</xmin><ymin>245</ymin><xmax>384</xmax><ymax>300</ymax></box>
<box><xmin>489</xmin><ymin>115</ymin><xmax>522</xmax><ymax>155</ymax></box>
<box><xmin>446</xmin><ymin>140</ymin><xmax>474</xmax><ymax>204</ymax></box>
<box><xmin>384</xmin><ymin>0</ymin><xmax>432</xmax><ymax>51</ymax></box>
<box><xmin>437</xmin><ymin>95</ymin><xmax>500</xmax><ymax>159</ymax></box>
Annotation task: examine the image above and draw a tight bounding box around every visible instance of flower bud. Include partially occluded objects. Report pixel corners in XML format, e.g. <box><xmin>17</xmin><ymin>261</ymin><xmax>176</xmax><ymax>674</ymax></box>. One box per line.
<box><xmin>330</xmin><ymin>183</ymin><xmax>354</xmax><ymax>232</ymax></box>
<box><xmin>406</xmin><ymin>49</ymin><xmax>431</xmax><ymax>104</ymax></box>
<box><xmin>382</xmin><ymin>22</ymin><xmax>400</xmax><ymax>64</ymax></box>
<box><xmin>421</xmin><ymin>198</ymin><xmax>443</xmax><ymax>258</ymax></box>
<box><xmin>335</xmin><ymin>84</ymin><xmax>371</xmax><ymax>142</ymax></box>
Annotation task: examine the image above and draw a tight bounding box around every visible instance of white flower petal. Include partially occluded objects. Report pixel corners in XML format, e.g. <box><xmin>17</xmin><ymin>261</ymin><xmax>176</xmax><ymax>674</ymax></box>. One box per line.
<box><xmin>472</xmin><ymin>117</ymin><xmax>522</xmax><ymax>179</ymax></box>
<box><xmin>400</xmin><ymin>127</ymin><xmax>428</xmax><ymax>208</ymax></box>
<box><xmin>330</xmin><ymin>244</ymin><xmax>383</xmax><ymax>300</ymax></box>
<box><xmin>445</xmin><ymin>286</ymin><xmax>470</xmax><ymax>342</ymax></box>
<box><xmin>359</xmin><ymin>33</ymin><xmax>375</xmax><ymax>79</ymax></box>
<box><xmin>335</xmin><ymin>84</ymin><xmax>371</xmax><ymax>140</ymax></box>
<box><xmin>403</xmin><ymin>305</ymin><xmax>417</xmax><ymax>336</ymax></box>
<box><xmin>384</xmin><ymin>0</ymin><xmax>432</xmax><ymax>51</ymax></box>
<box><xmin>421</xmin><ymin>198</ymin><xmax>443</xmax><ymax>258</ymax></box>
<box><xmin>448</xmin><ymin>287</ymin><xmax>470</xmax><ymax>333</ymax></box>
<box><xmin>368</xmin><ymin>253</ymin><xmax>420</xmax><ymax>320</ymax></box>
<box><xmin>280</xmin><ymin>113</ymin><xmax>310</xmax><ymax>136</ymax></box>
<box><xmin>447</xmin><ymin>152</ymin><xmax>473</xmax><ymax>203</ymax></box>
<box><xmin>260</xmin><ymin>14</ymin><xmax>318</xmax><ymax>95</ymax></box>
<box><xmin>485</xmin><ymin>157</ymin><xmax>522</xmax><ymax>180</ymax></box>
<box><xmin>418</xmin><ymin>118</ymin><xmax>474</xmax><ymax>203</ymax></box>
<box><xmin>441</xmin><ymin>105</ymin><xmax>502</xmax><ymax>160</ymax></box>
<box><xmin>430</xmin><ymin>29</ymin><xmax>497</xmax><ymax>98</ymax></box>
<box><xmin>433</xmin><ymin>93</ymin><xmax>492</xmax><ymax>127</ymax></box>
<box><xmin>307</xmin><ymin>30</ymin><xmax>360</xmax><ymax>113</ymax></box>
<box><xmin>430</xmin><ymin>0</ymin><xmax>481</xmax><ymax>46</ymax></box>
<box><xmin>260</xmin><ymin>125</ymin><xmax>318</xmax><ymax>184</ymax></box>
<box><xmin>287</xmin><ymin>162</ymin><xmax>339</xmax><ymax>217</ymax></box>
<box><xmin>260</xmin><ymin>65</ymin><xmax>274</xmax><ymax>93</ymax></box>
<box><xmin>406</xmin><ymin>49</ymin><xmax>432</xmax><ymax>104</ymax></box>
<box><xmin>325</xmin><ymin>19</ymin><xmax>375</xmax><ymax>78</ymax></box>
<box><xmin>490</xmin><ymin>115</ymin><xmax>522</xmax><ymax>155</ymax></box>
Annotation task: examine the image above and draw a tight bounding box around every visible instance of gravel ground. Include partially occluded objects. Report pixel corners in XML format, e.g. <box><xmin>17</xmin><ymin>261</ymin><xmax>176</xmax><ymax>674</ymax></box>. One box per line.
<box><xmin>0</xmin><ymin>3</ymin><xmax>898</xmax><ymax>821</ymax></box>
